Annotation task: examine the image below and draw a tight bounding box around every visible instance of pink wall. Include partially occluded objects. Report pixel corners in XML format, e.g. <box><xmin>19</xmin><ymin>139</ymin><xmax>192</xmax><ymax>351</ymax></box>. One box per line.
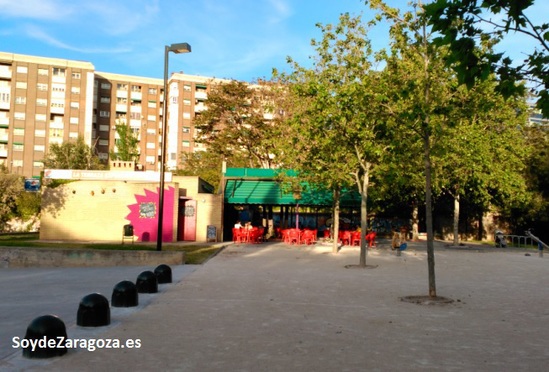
<box><xmin>125</xmin><ymin>186</ymin><xmax>175</xmax><ymax>242</ymax></box>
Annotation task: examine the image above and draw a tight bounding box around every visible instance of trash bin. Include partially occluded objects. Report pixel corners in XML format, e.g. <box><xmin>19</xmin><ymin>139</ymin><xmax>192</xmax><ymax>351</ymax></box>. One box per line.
<box><xmin>122</xmin><ymin>224</ymin><xmax>134</xmax><ymax>244</ymax></box>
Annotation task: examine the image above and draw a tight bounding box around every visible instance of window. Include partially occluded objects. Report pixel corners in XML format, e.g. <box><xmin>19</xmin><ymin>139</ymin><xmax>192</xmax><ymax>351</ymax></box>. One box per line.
<box><xmin>101</xmin><ymin>82</ymin><xmax>111</xmax><ymax>90</ymax></box>
<box><xmin>99</xmin><ymin>124</ymin><xmax>109</xmax><ymax>131</ymax></box>
<box><xmin>33</xmin><ymin>161</ymin><xmax>44</xmax><ymax>168</ymax></box>
<box><xmin>70</xmin><ymin>117</ymin><xmax>79</xmax><ymax>124</ymax></box>
<box><xmin>52</xmin><ymin>84</ymin><xmax>65</xmax><ymax>93</ymax></box>
<box><xmin>183</xmin><ymin>99</ymin><xmax>191</xmax><ymax>105</ymax></box>
<box><xmin>0</xmin><ymin>92</ymin><xmax>9</xmax><ymax>103</ymax></box>
<box><xmin>13</xmin><ymin>128</ymin><xmax>25</xmax><ymax>136</ymax></box>
<box><xmin>71</xmin><ymin>86</ymin><xmax>80</xmax><ymax>94</ymax></box>
<box><xmin>100</xmin><ymin>111</ymin><xmax>110</xmax><ymax>117</ymax></box>
<box><xmin>183</xmin><ymin>84</ymin><xmax>191</xmax><ymax>91</ymax></box>
<box><xmin>148</xmin><ymin>100</ymin><xmax>156</xmax><ymax>108</ymax></box>
<box><xmin>34</xmin><ymin>145</ymin><xmax>45</xmax><ymax>152</ymax></box>
<box><xmin>13</xmin><ymin>143</ymin><xmax>24</xmax><ymax>151</ymax></box>
<box><xmin>35</xmin><ymin>114</ymin><xmax>46</xmax><ymax>122</ymax></box>
<box><xmin>14</xmin><ymin>112</ymin><xmax>25</xmax><ymax>120</ymax></box>
<box><xmin>98</xmin><ymin>139</ymin><xmax>109</xmax><ymax>146</ymax></box>
<box><xmin>36</xmin><ymin>98</ymin><xmax>47</xmax><ymax>107</ymax></box>
<box><xmin>51</xmin><ymin>101</ymin><xmax>64</xmax><ymax>109</ymax></box>
<box><xmin>117</xmin><ymin>97</ymin><xmax>127</xmax><ymax>103</ymax></box>
<box><xmin>146</xmin><ymin>142</ymin><xmax>155</xmax><ymax>149</ymax></box>
<box><xmin>182</xmin><ymin>140</ymin><xmax>190</xmax><ymax>147</ymax></box>
<box><xmin>37</xmin><ymin>83</ymin><xmax>48</xmax><ymax>91</ymax></box>
<box><xmin>35</xmin><ymin>129</ymin><xmax>46</xmax><ymax>137</ymax></box>
<box><xmin>117</xmin><ymin>83</ymin><xmax>128</xmax><ymax>90</ymax></box>
<box><xmin>100</xmin><ymin>96</ymin><xmax>110</xmax><ymax>103</ymax></box>
<box><xmin>49</xmin><ymin>128</ymin><xmax>63</xmax><ymax>137</ymax></box>
<box><xmin>17</xmin><ymin>66</ymin><xmax>28</xmax><ymax>73</ymax></box>
<box><xmin>70</xmin><ymin>101</ymin><xmax>79</xmax><ymax>109</ymax></box>
<box><xmin>182</xmin><ymin>126</ymin><xmax>190</xmax><ymax>133</ymax></box>
<box><xmin>148</xmin><ymin>88</ymin><xmax>157</xmax><ymax>95</ymax></box>
<box><xmin>69</xmin><ymin>132</ymin><xmax>78</xmax><ymax>139</ymax></box>
<box><xmin>52</xmin><ymin>67</ymin><xmax>66</xmax><ymax>77</ymax></box>
<box><xmin>12</xmin><ymin>159</ymin><xmax>23</xmax><ymax>167</ymax></box>
<box><xmin>15</xmin><ymin>96</ymin><xmax>26</xmax><ymax>104</ymax></box>
<box><xmin>38</xmin><ymin>68</ymin><xmax>48</xmax><ymax>76</ymax></box>
<box><xmin>147</xmin><ymin>114</ymin><xmax>156</xmax><ymax>121</ymax></box>
<box><xmin>131</xmin><ymin>85</ymin><xmax>142</xmax><ymax>92</ymax></box>
<box><xmin>72</xmin><ymin>72</ymin><xmax>81</xmax><ymax>79</ymax></box>
<box><xmin>183</xmin><ymin>112</ymin><xmax>191</xmax><ymax>119</ymax></box>
<box><xmin>16</xmin><ymin>81</ymin><xmax>27</xmax><ymax>89</ymax></box>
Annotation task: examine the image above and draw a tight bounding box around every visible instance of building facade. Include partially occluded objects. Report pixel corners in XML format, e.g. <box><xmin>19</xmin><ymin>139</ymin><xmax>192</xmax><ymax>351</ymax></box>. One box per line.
<box><xmin>0</xmin><ymin>51</ymin><xmax>227</xmax><ymax>178</ymax></box>
<box><xmin>0</xmin><ymin>52</ymin><xmax>95</xmax><ymax>178</ymax></box>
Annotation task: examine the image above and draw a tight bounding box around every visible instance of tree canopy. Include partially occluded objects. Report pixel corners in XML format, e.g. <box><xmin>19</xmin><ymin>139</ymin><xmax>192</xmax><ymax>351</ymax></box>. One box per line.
<box><xmin>193</xmin><ymin>80</ymin><xmax>282</xmax><ymax>169</ymax></box>
<box><xmin>424</xmin><ymin>0</ymin><xmax>549</xmax><ymax>116</ymax></box>
<box><xmin>42</xmin><ymin>136</ymin><xmax>104</xmax><ymax>170</ymax></box>
<box><xmin>109</xmin><ymin>121</ymin><xmax>140</xmax><ymax>163</ymax></box>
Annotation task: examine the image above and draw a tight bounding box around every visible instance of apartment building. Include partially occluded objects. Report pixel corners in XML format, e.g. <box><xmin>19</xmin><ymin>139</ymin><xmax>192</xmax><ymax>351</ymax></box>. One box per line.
<box><xmin>0</xmin><ymin>51</ymin><xmax>223</xmax><ymax>178</ymax></box>
<box><xmin>0</xmin><ymin>52</ymin><xmax>95</xmax><ymax>178</ymax></box>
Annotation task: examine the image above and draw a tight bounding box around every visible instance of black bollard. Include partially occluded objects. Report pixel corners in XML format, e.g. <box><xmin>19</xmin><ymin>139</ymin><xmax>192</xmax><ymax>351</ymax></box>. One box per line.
<box><xmin>77</xmin><ymin>293</ymin><xmax>110</xmax><ymax>327</ymax></box>
<box><xmin>111</xmin><ymin>280</ymin><xmax>139</xmax><ymax>307</ymax></box>
<box><xmin>154</xmin><ymin>264</ymin><xmax>172</xmax><ymax>284</ymax></box>
<box><xmin>136</xmin><ymin>271</ymin><xmax>158</xmax><ymax>293</ymax></box>
<box><xmin>22</xmin><ymin>315</ymin><xmax>68</xmax><ymax>359</ymax></box>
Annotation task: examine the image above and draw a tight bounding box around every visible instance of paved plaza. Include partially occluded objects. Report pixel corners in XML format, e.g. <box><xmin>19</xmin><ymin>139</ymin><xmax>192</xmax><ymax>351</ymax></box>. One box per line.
<box><xmin>1</xmin><ymin>240</ymin><xmax>548</xmax><ymax>371</ymax></box>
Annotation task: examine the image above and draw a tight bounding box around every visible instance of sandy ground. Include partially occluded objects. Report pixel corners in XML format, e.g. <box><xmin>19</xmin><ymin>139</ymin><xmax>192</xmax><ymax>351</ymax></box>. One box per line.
<box><xmin>2</xmin><ymin>240</ymin><xmax>548</xmax><ymax>371</ymax></box>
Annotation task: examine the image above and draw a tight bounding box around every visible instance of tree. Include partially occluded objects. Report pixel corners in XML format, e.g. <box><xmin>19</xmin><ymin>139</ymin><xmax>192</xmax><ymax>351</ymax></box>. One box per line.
<box><xmin>368</xmin><ymin>0</ymin><xmax>457</xmax><ymax>297</ymax></box>
<box><xmin>434</xmin><ymin>78</ymin><xmax>530</xmax><ymax>245</ymax></box>
<box><xmin>0</xmin><ymin>166</ymin><xmax>24</xmax><ymax>230</ymax></box>
<box><xmin>193</xmin><ymin>80</ymin><xmax>282</xmax><ymax>169</ymax></box>
<box><xmin>42</xmin><ymin>136</ymin><xmax>105</xmax><ymax>170</ymax></box>
<box><xmin>176</xmin><ymin>150</ymin><xmax>248</xmax><ymax>191</ymax></box>
<box><xmin>424</xmin><ymin>0</ymin><xmax>549</xmax><ymax>116</ymax></box>
<box><xmin>280</xmin><ymin>12</ymin><xmax>387</xmax><ymax>263</ymax></box>
<box><xmin>109</xmin><ymin>121</ymin><xmax>140</xmax><ymax>163</ymax></box>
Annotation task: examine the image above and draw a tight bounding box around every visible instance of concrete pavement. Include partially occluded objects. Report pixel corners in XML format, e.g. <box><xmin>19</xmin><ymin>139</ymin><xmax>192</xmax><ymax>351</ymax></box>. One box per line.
<box><xmin>2</xmin><ymin>240</ymin><xmax>548</xmax><ymax>371</ymax></box>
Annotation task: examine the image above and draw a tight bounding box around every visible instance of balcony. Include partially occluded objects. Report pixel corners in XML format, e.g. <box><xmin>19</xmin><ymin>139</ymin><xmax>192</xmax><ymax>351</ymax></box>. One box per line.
<box><xmin>130</xmin><ymin>92</ymin><xmax>142</xmax><ymax>101</ymax></box>
<box><xmin>0</xmin><ymin>65</ymin><xmax>12</xmax><ymax>79</ymax></box>
<box><xmin>49</xmin><ymin>121</ymin><xmax>64</xmax><ymax>129</ymax></box>
<box><xmin>195</xmin><ymin>91</ymin><xmax>207</xmax><ymax>100</ymax></box>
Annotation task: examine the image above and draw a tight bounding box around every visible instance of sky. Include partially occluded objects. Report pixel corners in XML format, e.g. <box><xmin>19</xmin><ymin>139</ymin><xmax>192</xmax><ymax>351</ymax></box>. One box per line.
<box><xmin>0</xmin><ymin>0</ymin><xmax>547</xmax><ymax>83</ymax></box>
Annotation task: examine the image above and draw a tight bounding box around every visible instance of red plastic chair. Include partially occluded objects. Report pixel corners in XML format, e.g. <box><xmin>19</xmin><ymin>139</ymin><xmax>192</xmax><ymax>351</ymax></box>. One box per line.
<box><xmin>287</xmin><ymin>229</ymin><xmax>300</xmax><ymax>245</ymax></box>
<box><xmin>232</xmin><ymin>228</ymin><xmax>244</xmax><ymax>244</ymax></box>
<box><xmin>351</xmin><ymin>231</ymin><xmax>361</xmax><ymax>246</ymax></box>
<box><xmin>340</xmin><ymin>231</ymin><xmax>351</xmax><ymax>246</ymax></box>
<box><xmin>301</xmin><ymin>229</ymin><xmax>316</xmax><ymax>245</ymax></box>
<box><xmin>366</xmin><ymin>231</ymin><xmax>377</xmax><ymax>247</ymax></box>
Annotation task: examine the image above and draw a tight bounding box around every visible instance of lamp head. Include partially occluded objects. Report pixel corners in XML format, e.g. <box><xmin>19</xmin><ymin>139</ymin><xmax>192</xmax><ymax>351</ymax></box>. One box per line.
<box><xmin>168</xmin><ymin>42</ymin><xmax>191</xmax><ymax>54</ymax></box>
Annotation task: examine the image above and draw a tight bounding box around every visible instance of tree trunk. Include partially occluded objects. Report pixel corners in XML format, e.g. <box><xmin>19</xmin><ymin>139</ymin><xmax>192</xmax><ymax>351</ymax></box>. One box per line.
<box><xmin>477</xmin><ymin>212</ymin><xmax>484</xmax><ymax>241</ymax></box>
<box><xmin>412</xmin><ymin>204</ymin><xmax>419</xmax><ymax>241</ymax></box>
<box><xmin>332</xmin><ymin>188</ymin><xmax>340</xmax><ymax>254</ymax></box>
<box><xmin>424</xmin><ymin>133</ymin><xmax>437</xmax><ymax>298</ymax></box>
<box><xmin>453</xmin><ymin>194</ymin><xmax>460</xmax><ymax>246</ymax></box>
<box><xmin>359</xmin><ymin>169</ymin><xmax>369</xmax><ymax>267</ymax></box>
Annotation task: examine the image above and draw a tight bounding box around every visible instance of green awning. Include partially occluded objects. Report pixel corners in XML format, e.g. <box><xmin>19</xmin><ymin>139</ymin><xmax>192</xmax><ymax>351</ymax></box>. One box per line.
<box><xmin>223</xmin><ymin>168</ymin><xmax>361</xmax><ymax>206</ymax></box>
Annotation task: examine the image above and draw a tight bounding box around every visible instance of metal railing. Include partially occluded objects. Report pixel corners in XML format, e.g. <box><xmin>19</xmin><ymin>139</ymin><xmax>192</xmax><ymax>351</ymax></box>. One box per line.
<box><xmin>503</xmin><ymin>235</ymin><xmax>536</xmax><ymax>248</ymax></box>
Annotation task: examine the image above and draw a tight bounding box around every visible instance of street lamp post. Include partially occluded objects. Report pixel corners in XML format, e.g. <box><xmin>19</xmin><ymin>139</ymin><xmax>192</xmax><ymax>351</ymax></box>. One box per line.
<box><xmin>157</xmin><ymin>42</ymin><xmax>192</xmax><ymax>251</ymax></box>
